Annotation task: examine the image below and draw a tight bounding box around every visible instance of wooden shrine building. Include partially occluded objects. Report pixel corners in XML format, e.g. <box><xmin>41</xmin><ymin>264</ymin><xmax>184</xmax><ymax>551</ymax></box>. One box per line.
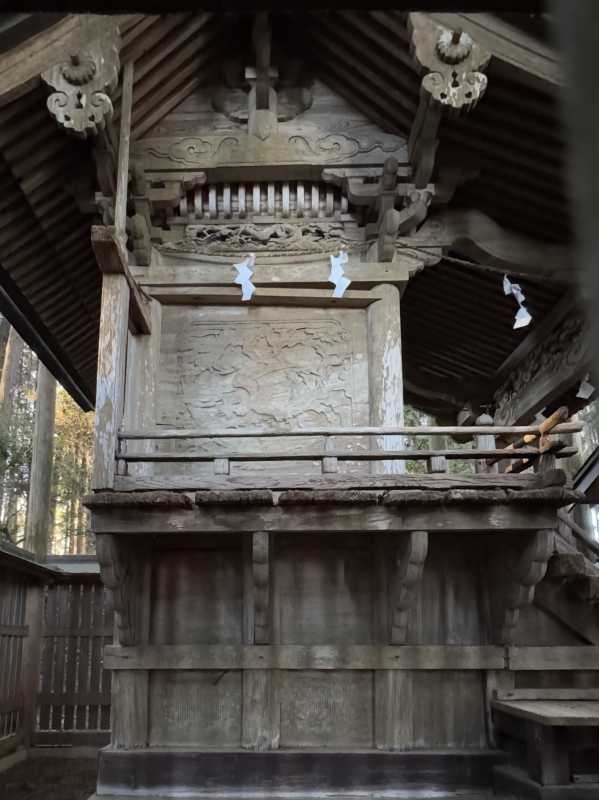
<box><xmin>0</xmin><ymin>11</ymin><xmax>598</xmax><ymax>800</ymax></box>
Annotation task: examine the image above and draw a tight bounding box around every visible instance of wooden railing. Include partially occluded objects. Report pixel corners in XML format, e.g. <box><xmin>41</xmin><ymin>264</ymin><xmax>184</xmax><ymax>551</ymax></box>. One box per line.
<box><xmin>116</xmin><ymin>414</ymin><xmax>581</xmax><ymax>477</ymax></box>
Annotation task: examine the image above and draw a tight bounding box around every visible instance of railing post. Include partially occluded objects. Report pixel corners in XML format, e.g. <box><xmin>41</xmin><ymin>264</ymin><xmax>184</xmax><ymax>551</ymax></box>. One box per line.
<box><xmin>428</xmin><ymin>433</ymin><xmax>447</xmax><ymax>473</ymax></box>
<box><xmin>322</xmin><ymin>435</ymin><xmax>338</xmax><ymax>473</ymax></box>
<box><xmin>475</xmin><ymin>413</ymin><xmax>498</xmax><ymax>474</ymax></box>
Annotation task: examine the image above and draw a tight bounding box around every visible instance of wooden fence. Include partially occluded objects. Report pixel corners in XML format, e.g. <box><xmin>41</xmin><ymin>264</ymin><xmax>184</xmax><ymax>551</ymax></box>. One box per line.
<box><xmin>35</xmin><ymin>577</ymin><xmax>113</xmax><ymax>746</ymax></box>
<box><xmin>0</xmin><ymin>561</ymin><xmax>27</xmax><ymax>755</ymax></box>
<box><xmin>0</xmin><ymin>544</ymin><xmax>113</xmax><ymax>757</ymax></box>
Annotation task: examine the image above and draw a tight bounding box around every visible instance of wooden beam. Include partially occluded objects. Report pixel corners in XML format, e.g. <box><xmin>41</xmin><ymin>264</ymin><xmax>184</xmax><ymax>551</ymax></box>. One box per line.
<box><xmin>0</xmin><ymin>14</ymin><xmax>134</xmax><ymax>107</ymax></box>
<box><xmin>143</xmin><ymin>256</ymin><xmax>424</xmax><ymax>290</ymax></box>
<box><xmin>103</xmin><ymin>643</ymin><xmax>505</xmax><ymax>671</ymax></box>
<box><xmin>115</xmin><ymin>60</ymin><xmax>134</xmax><ymax>240</ymax></box>
<box><xmin>492</xmin><ymin>291</ymin><xmax>578</xmax><ymax>391</ymax></box>
<box><xmin>91</xmin><ymin>226</ymin><xmax>151</xmax><ymax>335</ymax></box>
<box><xmin>402</xmin><ymin>208</ymin><xmax>573</xmax><ymax>283</ymax></box>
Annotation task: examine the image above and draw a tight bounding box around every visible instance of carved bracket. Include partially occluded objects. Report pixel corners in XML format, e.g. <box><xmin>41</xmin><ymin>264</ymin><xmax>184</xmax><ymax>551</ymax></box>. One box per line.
<box><xmin>253</xmin><ymin>531</ymin><xmax>271</xmax><ymax>644</ymax></box>
<box><xmin>408</xmin><ymin>13</ymin><xmax>490</xmax><ymax>187</ymax></box>
<box><xmin>42</xmin><ymin>30</ymin><xmax>120</xmax><ymax>139</ymax></box>
<box><xmin>391</xmin><ymin>531</ymin><xmax>429</xmax><ymax>644</ymax></box>
<box><xmin>96</xmin><ymin>534</ymin><xmax>135</xmax><ymax>646</ymax></box>
<box><xmin>499</xmin><ymin>529</ymin><xmax>554</xmax><ymax>645</ymax></box>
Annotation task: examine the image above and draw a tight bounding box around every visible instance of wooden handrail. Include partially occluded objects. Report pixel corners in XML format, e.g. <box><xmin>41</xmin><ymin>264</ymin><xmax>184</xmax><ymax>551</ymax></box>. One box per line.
<box><xmin>118</xmin><ymin>422</ymin><xmax>582</xmax><ymax>440</ymax></box>
<box><xmin>557</xmin><ymin>510</ymin><xmax>599</xmax><ymax>560</ymax></box>
<box><xmin>120</xmin><ymin>445</ymin><xmax>576</xmax><ymax>463</ymax></box>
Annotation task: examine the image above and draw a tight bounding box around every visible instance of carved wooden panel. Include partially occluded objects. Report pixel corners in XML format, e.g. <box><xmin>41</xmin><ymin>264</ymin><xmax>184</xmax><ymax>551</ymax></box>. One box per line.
<box><xmin>135</xmin><ymin>82</ymin><xmax>407</xmax><ymax>171</ymax></box>
<box><xmin>155</xmin><ymin>305</ymin><xmax>370</xmax><ymax>475</ymax></box>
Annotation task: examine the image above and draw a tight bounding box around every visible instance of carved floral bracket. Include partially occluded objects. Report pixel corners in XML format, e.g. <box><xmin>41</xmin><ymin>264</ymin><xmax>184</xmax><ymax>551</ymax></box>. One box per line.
<box><xmin>41</xmin><ymin>30</ymin><xmax>120</xmax><ymax>139</ymax></box>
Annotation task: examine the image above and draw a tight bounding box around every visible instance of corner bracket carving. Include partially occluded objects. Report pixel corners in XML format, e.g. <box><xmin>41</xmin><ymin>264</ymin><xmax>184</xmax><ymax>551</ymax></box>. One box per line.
<box><xmin>499</xmin><ymin>529</ymin><xmax>553</xmax><ymax>645</ymax></box>
<box><xmin>96</xmin><ymin>534</ymin><xmax>135</xmax><ymax>646</ymax></box>
<box><xmin>391</xmin><ymin>531</ymin><xmax>429</xmax><ymax>644</ymax></box>
<box><xmin>42</xmin><ymin>31</ymin><xmax>120</xmax><ymax>139</ymax></box>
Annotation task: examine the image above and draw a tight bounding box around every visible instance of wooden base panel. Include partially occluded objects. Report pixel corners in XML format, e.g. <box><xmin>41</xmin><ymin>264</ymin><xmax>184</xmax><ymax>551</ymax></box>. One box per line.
<box><xmin>494</xmin><ymin>765</ymin><xmax>599</xmax><ymax>799</ymax></box>
<box><xmin>97</xmin><ymin>749</ymin><xmax>506</xmax><ymax>796</ymax></box>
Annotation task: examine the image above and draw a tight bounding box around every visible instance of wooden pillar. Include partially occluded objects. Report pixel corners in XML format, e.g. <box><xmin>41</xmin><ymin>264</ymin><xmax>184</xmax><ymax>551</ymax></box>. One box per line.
<box><xmin>24</xmin><ymin>363</ymin><xmax>57</xmax><ymax>559</ymax></box>
<box><xmin>92</xmin><ymin>275</ymin><xmax>130</xmax><ymax>490</ymax></box>
<box><xmin>367</xmin><ymin>284</ymin><xmax>404</xmax><ymax>474</ymax></box>
<box><xmin>242</xmin><ymin>531</ymin><xmax>279</xmax><ymax>750</ymax></box>
<box><xmin>368</xmin><ymin>284</ymin><xmax>411</xmax><ymax>749</ymax></box>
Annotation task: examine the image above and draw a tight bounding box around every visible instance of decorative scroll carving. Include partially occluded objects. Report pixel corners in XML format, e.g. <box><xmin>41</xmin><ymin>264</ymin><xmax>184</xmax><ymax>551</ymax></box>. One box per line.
<box><xmin>96</xmin><ymin>534</ymin><xmax>135</xmax><ymax>646</ymax></box>
<box><xmin>42</xmin><ymin>32</ymin><xmax>120</xmax><ymax>139</ymax></box>
<box><xmin>494</xmin><ymin>316</ymin><xmax>590</xmax><ymax>425</ymax></box>
<box><xmin>391</xmin><ymin>531</ymin><xmax>428</xmax><ymax>644</ymax></box>
<box><xmin>410</xmin><ymin>14</ymin><xmax>490</xmax><ymax>114</ymax></box>
<box><xmin>159</xmin><ymin>222</ymin><xmax>361</xmax><ymax>256</ymax></box>
<box><xmin>253</xmin><ymin>531</ymin><xmax>270</xmax><ymax>644</ymax></box>
<box><xmin>140</xmin><ymin>131</ymin><xmax>404</xmax><ymax>169</ymax></box>
<box><xmin>500</xmin><ymin>529</ymin><xmax>554</xmax><ymax>645</ymax></box>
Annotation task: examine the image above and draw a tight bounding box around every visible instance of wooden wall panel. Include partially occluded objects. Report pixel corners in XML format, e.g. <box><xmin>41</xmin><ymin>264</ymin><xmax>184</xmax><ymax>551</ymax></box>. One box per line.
<box><xmin>150</xmin><ymin>548</ymin><xmax>242</xmax><ymax>645</ymax></box>
<box><xmin>279</xmin><ymin>670</ymin><xmax>374</xmax><ymax>748</ymax></box>
<box><xmin>273</xmin><ymin>533</ymin><xmax>375</xmax><ymax>645</ymax></box>
<box><xmin>149</xmin><ymin>670</ymin><xmax>242</xmax><ymax>747</ymax></box>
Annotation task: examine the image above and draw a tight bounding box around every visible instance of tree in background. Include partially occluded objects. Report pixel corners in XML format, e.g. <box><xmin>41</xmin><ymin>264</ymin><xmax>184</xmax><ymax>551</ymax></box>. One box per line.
<box><xmin>0</xmin><ymin>316</ymin><xmax>94</xmax><ymax>554</ymax></box>
<box><xmin>51</xmin><ymin>388</ymin><xmax>94</xmax><ymax>554</ymax></box>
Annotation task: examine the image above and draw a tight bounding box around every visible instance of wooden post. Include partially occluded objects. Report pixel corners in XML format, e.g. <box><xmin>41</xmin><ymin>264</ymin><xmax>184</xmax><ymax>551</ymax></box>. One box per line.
<box><xmin>367</xmin><ymin>284</ymin><xmax>404</xmax><ymax>474</ymax></box>
<box><xmin>24</xmin><ymin>363</ymin><xmax>57</xmax><ymax>559</ymax></box>
<box><xmin>368</xmin><ymin>284</ymin><xmax>409</xmax><ymax>750</ymax></box>
<box><xmin>115</xmin><ymin>61</ymin><xmax>134</xmax><ymax>244</ymax></box>
<box><xmin>475</xmin><ymin>413</ymin><xmax>498</xmax><ymax>474</ymax></box>
<box><xmin>428</xmin><ymin>433</ymin><xmax>447</xmax><ymax>473</ymax></box>
<box><xmin>22</xmin><ymin>583</ymin><xmax>44</xmax><ymax>749</ymax></box>
<box><xmin>92</xmin><ymin>275</ymin><xmax>130</xmax><ymax>490</ymax></box>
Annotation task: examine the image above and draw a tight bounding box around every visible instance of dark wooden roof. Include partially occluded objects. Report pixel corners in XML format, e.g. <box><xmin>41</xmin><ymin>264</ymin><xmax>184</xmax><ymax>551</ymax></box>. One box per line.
<box><xmin>0</xmin><ymin>12</ymin><xmax>573</xmax><ymax>413</ymax></box>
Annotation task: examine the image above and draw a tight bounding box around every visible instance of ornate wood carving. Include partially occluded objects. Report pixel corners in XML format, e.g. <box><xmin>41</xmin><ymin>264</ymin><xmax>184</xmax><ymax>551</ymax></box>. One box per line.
<box><xmin>41</xmin><ymin>31</ymin><xmax>120</xmax><ymax>139</ymax></box>
<box><xmin>96</xmin><ymin>534</ymin><xmax>135</xmax><ymax>646</ymax></box>
<box><xmin>408</xmin><ymin>13</ymin><xmax>490</xmax><ymax>188</ymax></box>
<box><xmin>160</xmin><ymin>221</ymin><xmax>360</xmax><ymax>257</ymax></box>
<box><xmin>494</xmin><ymin>316</ymin><xmax>591</xmax><ymax>425</ymax></box>
<box><xmin>253</xmin><ymin>531</ymin><xmax>271</xmax><ymax>644</ymax></box>
<box><xmin>136</xmin><ymin>131</ymin><xmax>406</xmax><ymax>170</ymax></box>
<box><xmin>391</xmin><ymin>531</ymin><xmax>429</xmax><ymax>644</ymax></box>
<box><xmin>130</xmin><ymin>214</ymin><xmax>152</xmax><ymax>266</ymax></box>
<box><xmin>410</xmin><ymin>13</ymin><xmax>490</xmax><ymax>114</ymax></box>
<box><xmin>500</xmin><ymin>529</ymin><xmax>554</xmax><ymax>645</ymax></box>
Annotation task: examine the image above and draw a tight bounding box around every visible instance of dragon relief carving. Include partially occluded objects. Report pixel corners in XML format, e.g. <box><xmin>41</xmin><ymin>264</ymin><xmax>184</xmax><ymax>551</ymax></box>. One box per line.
<box><xmin>160</xmin><ymin>222</ymin><xmax>361</xmax><ymax>255</ymax></box>
<box><xmin>158</xmin><ymin>318</ymin><xmax>355</xmax><ymax>430</ymax></box>
<box><xmin>494</xmin><ymin>316</ymin><xmax>588</xmax><ymax>425</ymax></box>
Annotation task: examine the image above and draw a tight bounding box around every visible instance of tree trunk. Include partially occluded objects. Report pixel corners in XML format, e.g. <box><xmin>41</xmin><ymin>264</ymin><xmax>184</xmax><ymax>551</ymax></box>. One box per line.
<box><xmin>24</xmin><ymin>363</ymin><xmax>57</xmax><ymax>559</ymax></box>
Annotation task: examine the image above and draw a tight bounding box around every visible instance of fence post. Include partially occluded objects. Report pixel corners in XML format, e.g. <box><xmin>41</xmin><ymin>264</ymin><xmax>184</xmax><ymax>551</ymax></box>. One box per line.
<box><xmin>22</xmin><ymin>582</ymin><xmax>44</xmax><ymax>749</ymax></box>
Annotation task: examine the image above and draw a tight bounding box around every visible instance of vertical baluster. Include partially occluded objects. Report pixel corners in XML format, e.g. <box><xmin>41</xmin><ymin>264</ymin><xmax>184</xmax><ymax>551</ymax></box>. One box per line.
<box><xmin>475</xmin><ymin>413</ymin><xmax>498</xmax><ymax>474</ymax></box>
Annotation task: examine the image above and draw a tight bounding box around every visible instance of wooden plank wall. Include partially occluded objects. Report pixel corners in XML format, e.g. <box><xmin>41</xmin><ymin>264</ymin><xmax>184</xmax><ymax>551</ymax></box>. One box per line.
<box><xmin>0</xmin><ymin>565</ymin><xmax>27</xmax><ymax>756</ymax></box>
<box><xmin>35</xmin><ymin>578</ymin><xmax>114</xmax><ymax>746</ymax></box>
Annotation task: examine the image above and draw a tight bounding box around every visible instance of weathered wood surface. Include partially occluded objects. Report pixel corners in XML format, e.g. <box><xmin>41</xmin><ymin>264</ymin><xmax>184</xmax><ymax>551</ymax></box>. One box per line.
<box><xmin>119</xmin><ymin>446</ymin><xmax>576</xmax><ymax>463</ymax></box>
<box><xmin>91</xmin><ymin>227</ymin><xmax>152</xmax><ymax>335</ymax></box>
<box><xmin>492</xmin><ymin>699</ymin><xmax>599</xmax><ymax>726</ymax></box>
<box><xmin>509</xmin><ymin>646</ymin><xmax>599</xmax><ymax>670</ymax></box>
<box><xmin>115</xmin><ymin>61</ymin><xmax>134</xmax><ymax>241</ymax></box>
<box><xmin>144</xmin><ymin>257</ymin><xmax>423</xmax><ymax>289</ymax></box>
<box><xmin>119</xmin><ymin>422</ymin><xmax>582</xmax><ymax>440</ymax></box>
<box><xmin>113</xmin><ymin>471</ymin><xmax>566</xmax><ymax>491</ymax></box>
<box><xmin>92</xmin><ymin>274</ymin><xmax>130</xmax><ymax>490</ymax></box>
<box><xmin>148</xmin><ymin>285</ymin><xmax>376</xmax><ymax>308</ymax></box>
<box><xmin>104</xmin><ymin>643</ymin><xmax>505</xmax><ymax>671</ymax></box>
<box><xmin>90</xmin><ymin>502</ymin><xmax>559</xmax><ymax>534</ymax></box>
